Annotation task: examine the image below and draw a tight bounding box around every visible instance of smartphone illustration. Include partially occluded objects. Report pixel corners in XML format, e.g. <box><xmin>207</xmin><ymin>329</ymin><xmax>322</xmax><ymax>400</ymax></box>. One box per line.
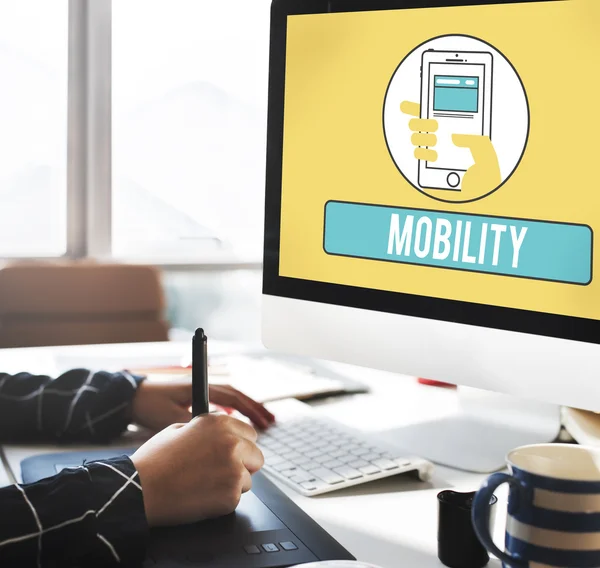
<box><xmin>418</xmin><ymin>50</ymin><xmax>493</xmax><ymax>192</ymax></box>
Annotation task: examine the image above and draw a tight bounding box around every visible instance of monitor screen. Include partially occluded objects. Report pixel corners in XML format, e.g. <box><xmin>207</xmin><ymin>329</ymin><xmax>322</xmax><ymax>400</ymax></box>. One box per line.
<box><xmin>264</xmin><ymin>0</ymin><xmax>600</xmax><ymax>344</ymax></box>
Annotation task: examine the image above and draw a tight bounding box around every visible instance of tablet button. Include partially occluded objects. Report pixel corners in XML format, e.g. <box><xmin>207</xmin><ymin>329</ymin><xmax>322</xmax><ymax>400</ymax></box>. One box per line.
<box><xmin>280</xmin><ymin>541</ymin><xmax>298</xmax><ymax>551</ymax></box>
<box><xmin>447</xmin><ymin>172</ymin><xmax>460</xmax><ymax>188</ymax></box>
<box><xmin>262</xmin><ymin>543</ymin><xmax>279</xmax><ymax>553</ymax></box>
<box><xmin>244</xmin><ymin>545</ymin><xmax>261</xmax><ymax>555</ymax></box>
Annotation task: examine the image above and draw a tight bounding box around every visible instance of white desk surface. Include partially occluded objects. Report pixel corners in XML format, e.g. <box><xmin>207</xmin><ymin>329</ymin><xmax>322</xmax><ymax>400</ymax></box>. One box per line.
<box><xmin>0</xmin><ymin>452</ymin><xmax>10</xmax><ymax>487</ymax></box>
<box><xmin>0</xmin><ymin>342</ymin><xmax>506</xmax><ymax>568</ymax></box>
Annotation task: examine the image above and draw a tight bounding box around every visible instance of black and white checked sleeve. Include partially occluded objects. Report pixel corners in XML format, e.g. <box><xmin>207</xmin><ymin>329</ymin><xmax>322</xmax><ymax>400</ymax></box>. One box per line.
<box><xmin>0</xmin><ymin>455</ymin><xmax>148</xmax><ymax>567</ymax></box>
<box><xmin>0</xmin><ymin>369</ymin><xmax>145</xmax><ymax>443</ymax></box>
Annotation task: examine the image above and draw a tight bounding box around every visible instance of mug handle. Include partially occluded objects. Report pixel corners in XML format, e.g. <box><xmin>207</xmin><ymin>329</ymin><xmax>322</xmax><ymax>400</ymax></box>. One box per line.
<box><xmin>471</xmin><ymin>472</ymin><xmax>527</xmax><ymax>568</ymax></box>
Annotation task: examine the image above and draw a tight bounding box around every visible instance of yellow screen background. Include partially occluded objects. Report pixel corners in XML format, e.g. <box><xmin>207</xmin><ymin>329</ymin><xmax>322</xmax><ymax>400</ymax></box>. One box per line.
<box><xmin>279</xmin><ymin>0</ymin><xmax>600</xmax><ymax>320</ymax></box>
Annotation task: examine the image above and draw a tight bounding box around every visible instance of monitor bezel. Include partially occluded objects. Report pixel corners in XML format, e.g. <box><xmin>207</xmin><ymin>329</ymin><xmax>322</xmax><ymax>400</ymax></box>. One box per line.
<box><xmin>262</xmin><ymin>0</ymin><xmax>600</xmax><ymax>346</ymax></box>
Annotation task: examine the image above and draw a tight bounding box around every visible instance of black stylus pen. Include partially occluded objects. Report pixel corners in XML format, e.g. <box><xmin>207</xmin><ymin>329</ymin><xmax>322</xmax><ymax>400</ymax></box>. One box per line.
<box><xmin>192</xmin><ymin>328</ymin><xmax>210</xmax><ymax>416</ymax></box>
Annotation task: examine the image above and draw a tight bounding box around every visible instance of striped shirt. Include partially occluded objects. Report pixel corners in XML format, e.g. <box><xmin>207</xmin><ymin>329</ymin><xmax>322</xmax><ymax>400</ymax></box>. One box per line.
<box><xmin>0</xmin><ymin>370</ymin><xmax>148</xmax><ymax>567</ymax></box>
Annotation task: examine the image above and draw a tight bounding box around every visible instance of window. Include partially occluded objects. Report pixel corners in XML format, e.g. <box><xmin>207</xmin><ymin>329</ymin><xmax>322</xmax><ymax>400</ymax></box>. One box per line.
<box><xmin>0</xmin><ymin>0</ymin><xmax>269</xmax><ymax>267</ymax></box>
<box><xmin>0</xmin><ymin>1</ymin><xmax>68</xmax><ymax>257</ymax></box>
<box><xmin>112</xmin><ymin>0</ymin><xmax>271</xmax><ymax>262</ymax></box>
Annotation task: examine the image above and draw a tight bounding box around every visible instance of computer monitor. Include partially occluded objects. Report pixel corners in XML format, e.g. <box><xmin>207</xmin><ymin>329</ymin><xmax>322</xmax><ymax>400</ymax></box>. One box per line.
<box><xmin>261</xmin><ymin>0</ymin><xmax>600</xmax><ymax>472</ymax></box>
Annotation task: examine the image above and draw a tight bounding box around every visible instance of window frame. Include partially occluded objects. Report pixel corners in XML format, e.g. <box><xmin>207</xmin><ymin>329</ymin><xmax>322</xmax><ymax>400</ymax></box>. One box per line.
<box><xmin>1</xmin><ymin>0</ymin><xmax>262</xmax><ymax>270</ymax></box>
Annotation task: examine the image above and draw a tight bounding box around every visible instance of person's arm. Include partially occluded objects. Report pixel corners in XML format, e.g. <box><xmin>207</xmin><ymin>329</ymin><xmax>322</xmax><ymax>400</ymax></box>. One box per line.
<box><xmin>0</xmin><ymin>369</ymin><xmax>144</xmax><ymax>443</ymax></box>
<box><xmin>0</xmin><ymin>413</ymin><xmax>264</xmax><ymax>567</ymax></box>
<box><xmin>0</xmin><ymin>456</ymin><xmax>147</xmax><ymax>567</ymax></box>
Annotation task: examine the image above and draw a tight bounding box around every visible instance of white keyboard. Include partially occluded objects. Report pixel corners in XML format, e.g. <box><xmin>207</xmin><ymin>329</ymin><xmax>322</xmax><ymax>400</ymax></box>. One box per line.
<box><xmin>258</xmin><ymin>400</ymin><xmax>433</xmax><ymax>496</ymax></box>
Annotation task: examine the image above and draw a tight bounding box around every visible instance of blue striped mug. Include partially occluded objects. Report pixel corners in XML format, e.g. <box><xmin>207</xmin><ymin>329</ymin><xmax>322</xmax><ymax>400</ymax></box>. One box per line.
<box><xmin>472</xmin><ymin>444</ymin><xmax>600</xmax><ymax>567</ymax></box>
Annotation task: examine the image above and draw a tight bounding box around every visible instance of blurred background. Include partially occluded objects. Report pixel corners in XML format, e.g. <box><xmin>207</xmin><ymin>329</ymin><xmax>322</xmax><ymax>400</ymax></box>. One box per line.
<box><xmin>0</xmin><ymin>0</ymin><xmax>270</xmax><ymax>346</ymax></box>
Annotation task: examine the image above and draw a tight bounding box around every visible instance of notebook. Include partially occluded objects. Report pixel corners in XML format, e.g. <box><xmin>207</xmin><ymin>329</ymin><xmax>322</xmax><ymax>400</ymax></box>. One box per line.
<box><xmin>133</xmin><ymin>352</ymin><xmax>368</xmax><ymax>404</ymax></box>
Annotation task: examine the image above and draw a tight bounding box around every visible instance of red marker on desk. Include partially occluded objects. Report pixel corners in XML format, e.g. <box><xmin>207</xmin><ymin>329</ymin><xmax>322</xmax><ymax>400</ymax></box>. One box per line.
<box><xmin>418</xmin><ymin>377</ymin><xmax>456</xmax><ymax>388</ymax></box>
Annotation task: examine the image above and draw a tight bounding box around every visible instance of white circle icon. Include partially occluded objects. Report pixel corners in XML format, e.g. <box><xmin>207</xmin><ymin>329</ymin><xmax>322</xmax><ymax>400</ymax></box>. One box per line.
<box><xmin>383</xmin><ymin>35</ymin><xmax>530</xmax><ymax>203</ymax></box>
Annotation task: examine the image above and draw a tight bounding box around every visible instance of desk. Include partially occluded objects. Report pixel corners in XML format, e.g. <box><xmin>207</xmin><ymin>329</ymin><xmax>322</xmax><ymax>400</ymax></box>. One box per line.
<box><xmin>0</xmin><ymin>451</ymin><xmax>10</xmax><ymax>487</ymax></box>
<box><xmin>0</xmin><ymin>342</ymin><xmax>506</xmax><ymax>568</ymax></box>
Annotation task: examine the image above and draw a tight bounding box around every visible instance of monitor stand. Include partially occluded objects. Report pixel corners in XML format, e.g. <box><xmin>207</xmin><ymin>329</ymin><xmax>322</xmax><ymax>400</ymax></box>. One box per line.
<box><xmin>382</xmin><ymin>387</ymin><xmax>562</xmax><ymax>473</ymax></box>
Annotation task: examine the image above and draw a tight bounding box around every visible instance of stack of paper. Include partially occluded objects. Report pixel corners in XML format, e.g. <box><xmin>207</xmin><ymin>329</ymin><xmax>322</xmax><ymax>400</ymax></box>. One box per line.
<box><xmin>208</xmin><ymin>355</ymin><xmax>346</xmax><ymax>403</ymax></box>
<box><xmin>134</xmin><ymin>354</ymin><xmax>363</xmax><ymax>404</ymax></box>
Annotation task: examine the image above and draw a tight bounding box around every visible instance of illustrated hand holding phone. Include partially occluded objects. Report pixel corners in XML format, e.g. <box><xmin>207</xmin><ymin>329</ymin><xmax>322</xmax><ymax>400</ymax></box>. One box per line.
<box><xmin>401</xmin><ymin>101</ymin><xmax>501</xmax><ymax>199</ymax></box>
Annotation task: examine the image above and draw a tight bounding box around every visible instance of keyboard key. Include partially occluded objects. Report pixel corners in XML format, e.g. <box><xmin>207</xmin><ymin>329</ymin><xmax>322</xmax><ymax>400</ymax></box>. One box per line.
<box><xmin>301</xmin><ymin>481</ymin><xmax>319</xmax><ymax>491</ymax></box>
<box><xmin>280</xmin><ymin>468</ymin><xmax>300</xmax><ymax>478</ymax></box>
<box><xmin>387</xmin><ymin>455</ymin><xmax>412</xmax><ymax>466</ymax></box>
<box><xmin>306</xmin><ymin>450</ymin><xmax>322</xmax><ymax>459</ymax></box>
<box><xmin>304</xmin><ymin>462</ymin><xmax>322</xmax><ymax>472</ymax></box>
<box><xmin>244</xmin><ymin>545</ymin><xmax>261</xmax><ymax>555</ymax></box>
<box><xmin>289</xmin><ymin>471</ymin><xmax>315</xmax><ymax>483</ymax></box>
<box><xmin>339</xmin><ymin>455</ymin><xmax>356</xmax><ymax>464</ymax></box>
<box><xmin>280</xmin><ymin>541</ymin><xmax>298</xmax><ymax>551</ymax></box>
<box><xmin>294</xmin><ymin>455</ymin><xmax>312</xmax><ymax>466</ymax></box>
<box><xmin>273</xmin><ymin>461</ymin><xmax>294</xmax><ymax>472</ymax></box>
<box><xmin>349</xmin><ymin>459</ymin><xmax>369</xmax><ymax>468</ymax></box>
<box><xmin>289</xmin><ymin>441</ymin><xmax>306</xmax><ymax>450</ymax></box>
<box><xmin>267</xmin><ymin>455</ymin><xmax>285</xmax><ymax>466</ymax></box>
<box><xmin>372</xmin><ymin>458</ymin><xmax>399</xmax><ymax>470</ymax></box>
<box><xmin>329</xmin><ymin>449</ymin><xmax>346</xmax><ymax>458</ymax></box>
<box><xmin>350</xmin><ymin>447</ymin><xmax>369</xmax><ymax>457</ymax></box>
<box><xmin>323</xmin><ymin>434</ymin><xmax>340</xmax><ymax>442</ymax></box>
<box><xmin>323</xmin><ymin>459</ymin><xmax>344</xmax><ymax>469</ymax></box>
<box><xmin>362</xmin><ymin>453</ymin><xmax>381</xmax><ymax>462</ymax></box>
<box><xmin>316</xmin><ymin>454</ymin><xmax>334</xmax><ymax>464</ymax></box>
<box><xmin>281</xmin><ymin>451</ymin><xmax>302</xmax><ymax>461</ymax></box>
<box><xmin>262</xmin><ymin>543</ymin><xmax>279</xmax><ymax>553</ymax></box>
<box><xmin>311</xmin><ymin>468</ymin><xmax>345</xmax><ymax>484</ymax></box>
<box><xmin>298</xmin><ymin>435</ymin><xmax>315</xmax><ymax>444</ymax></box>
<box><xmin>269</xmin><ymin>442</ymin><xmax>285</xmax><ymax>452</ymax></box>
<box><xmin>359</xmin><ymin>464</ymin><xmax>381</xmax><ymax>475</ymax></box>
<box><xmin>333</xmin><ymin>466</ymin><xmax>363</xmax><ymax>480</ymax></box>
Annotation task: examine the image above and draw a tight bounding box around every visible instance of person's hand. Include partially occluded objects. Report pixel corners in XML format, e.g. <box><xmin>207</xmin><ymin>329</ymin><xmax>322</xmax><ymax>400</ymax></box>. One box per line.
<box><xmin>400</xmin><ymin>101</ymin><xmax>501</xmax><ymax>198</ymax></box>
<box><xmin>131</xmin><ymin>379</ymin><xmax>275</xmax><ymax>432</ymax></box>
<box><xmin>451</xmin><ymin>134</ymin><xmax>501</xmax><ymax>197</ymax></box>
<box><xmin>209</xmin><ymin>384</ymin><xmax>275</xmax><ymax>428</ymax></box>
<box><xmin>131</xmin><ymin>414</ymin><xmax>264</xmax><ymax>526</ymax></box>
<box><xmin>400</xmin><ymin>101</ymin><xmax>440</xmax><ymax>163</ymax></box>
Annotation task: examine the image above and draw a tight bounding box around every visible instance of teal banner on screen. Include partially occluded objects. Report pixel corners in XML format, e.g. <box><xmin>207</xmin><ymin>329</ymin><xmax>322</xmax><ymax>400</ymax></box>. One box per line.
<box><xmin>323</xmin><ymin>201</ymin><xmax>593</xmax><ymax>285</ymax></box>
